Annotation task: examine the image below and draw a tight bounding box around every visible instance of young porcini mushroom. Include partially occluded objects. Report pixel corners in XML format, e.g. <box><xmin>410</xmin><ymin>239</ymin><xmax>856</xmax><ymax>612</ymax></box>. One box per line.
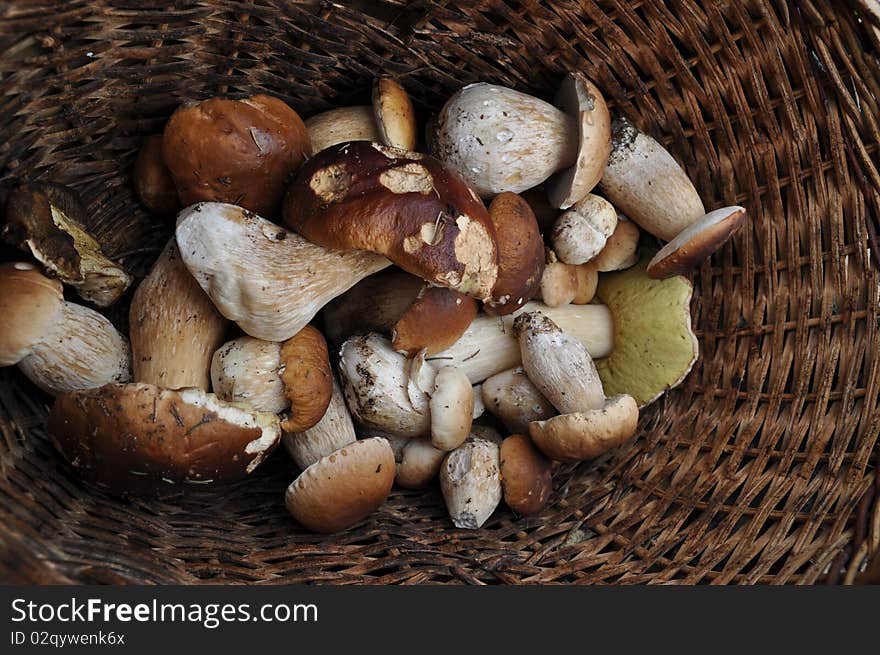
<box><xmin>305</xmin><ymin>106</ymin><xmax>381</xmax><ymax>154</ymax></box>
<box><xmin>130</xmin><ymin>240</ymin><xmax>227</xmax><ymax>391</ymax></box>
<box><xmin>338</xmin><ymin>333</ymin><xmax>431</xmax><ymax>437</ymax></box>
<box><xmin>429</xmin><ymin>366</ymin><xmax>474</xmax><ymax>451</ymax></box>
<box><xmin>373</xmin><ymin>77</ymin><xmax>417</xmax><ymax>151</ymax></box>
<box><xmin>162</xmin><ymin>94</ymin><xmax>310</xmax><ymax>219</ymax></box>
<box><xmin>482</xmin><ymin>367</ymin><xmax>556</xmax><ymax>434</ymax></box>
<box><xmin>133</xmin><ymin>135</ymin><xmax>181</xmax><ymax>215</ymax></box>
<box><xmin>598</xmin><ymin>118</ymin><xmax>705</xmax><ymax>241</ymax></box>
<box><xmin>646</xmin><ymin>206</ymin><xmax>747</xmax><ymax>279</ymax></box>
<box><xmin>550</xmin><ymin>194</ymin><xmax>617</xmax><ymax>265</ymax></box>
<box><xmin>392</xmin><ymin>285</ymin><xmax>478</xmax><ymax>356</ymax></box>
<box><xmin>283</xmin><ymin>141</ymin><xmax>500</xmax><ymax>302</ymax></box>
<box><xmin>440</xmin><ymin>436</ymin><xmax>502</xmax><ymax>529</ymax></box>
<box><xmin>430</xmin><ymin>73</ymin><xmax>610</xmax><ymax>208</ymax></box>
<box><xmin>539</xmin><ymin>254</ymin><xmax>597</xmax><ymax>307</ymax></box>
<box><xmin>3</xmin><ymin>183</ymin><xmax>132</xmax><ymax>306</ymax></box>
<box><xmin>0</xmin><ymin>262</ymin><xmax>131</xmax><ymax>395</ymax></box>
<box><xmin>593</xmin><ymin>215</ymin><xmax>640</xmax><ymax>272</ymax></box>
<box><xmin>283</xmin><ymin>376</ymin><xmax>357</xmax><ymax>470</ymax></box>
<box><xmin>595</xmin><ymin>257</ymin><xmax>699</xmax><ymax>407</ymax></box>
<box><xmin>48</xmin><ymin>383</ymin><xmax>281</xmax><ymax>493</ymax></box>
<box><xmin>499</xmin><ymin>434</ymin><xmax>553</xmax><ymax>516</ymax></box>
<box><xmin>396</xmin><ymin>437</ymin><xmax>446</xmax><ymax>489</ymax></box>
<box><xmin>284</xmin><ymin>437</ymin><xmax>395</xmax><ymax>533</ymax></box>
<box><xmin>432</xmin><ymin>301</ymin><xmax>614</xmax><ymax>384</ymax></box>
<box><xmin>483</xmin><ymin>192</ymin><xmax>545</xmax><ymax>316</ymax></box>
<box><xmin>176</xmin><ymin>202</ymin><xmax>390</xmax><ymax>342</ymax></box>
<box><xmin>211</xmin><ymin>326</ymin><xmax>333</xmax><ymax>432</ymax></box>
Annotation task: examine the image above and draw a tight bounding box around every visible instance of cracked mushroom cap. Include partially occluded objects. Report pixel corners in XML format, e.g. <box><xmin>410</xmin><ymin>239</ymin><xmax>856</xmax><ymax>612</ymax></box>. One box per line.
<box><xmin>283</xmin><ymin>141</ymin><xmax>499</xmax><ymax>301</ymax></box>
<box><xmin>284</xmin><ymin>437</ymin><xmax>395</xmax><ymax>533</ymax></box>
<box><xmin>595</xmin><ymin>257</ymin><xmax>699</xmax><ymax>407</ymax></box>
<box><xmin>47</xmin><ymin>383</ymin><xmax>282</xmax><ymax>494</ymax></box>
<box><xmin>163</xmin><ymin>94</ymin><xmax>310</xmax><ymax>219</ymax></box>
<box><xmin>0</xmin><ymin>262</ymin><xmax>63</xmax><ymax>366</ymax></box>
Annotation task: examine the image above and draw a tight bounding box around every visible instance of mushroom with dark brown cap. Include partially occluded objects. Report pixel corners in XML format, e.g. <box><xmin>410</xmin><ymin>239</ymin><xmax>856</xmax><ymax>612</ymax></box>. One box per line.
<box><xmin>283</xmin><ymin>141</ymin><xmax>500</xmax><ymax>302</ymax></box>
<box><xmin>133</xmin><ymin>135</ymin><xmax>181</xmax><ymax>215</ymax></box>
<box><xmin>3</xmin><ymin>182</ymin><xmax>132</xmax><ymax>307</ymax></box>
<box><xmin>48</xmin><ymin>383</ymin><xmax>281</xmax><ymax>494</ymax></box>
<box><xmin>500</xmin><ymin>434</ymin><xmax>553</xmax><ymax>516</ymax></box>
<box><xmin>283</xmin><ymin>375</ymin><xmax>357</xmax><ymax>470</ymax></box>
<box><xmin>130</xmin><ymin>240</ymin><xmax>227</xmax><ymax>391</ymax></box>
<box><xmin>162</xmin><ymin>94</ymin><xmax>310</xmax><ymax>219</ymax></box>
<box><xmin>0</xmin><ymin>262</ymin><xmax>131</xmax><ymax>395</ymax></box>
<box><xmin>430</xmin><ymin>73</ymin><xmax>610</xmax><ymax>208</ymax></box>
<box><xmin>176</xmin><ymin>202</ymin><xmax>390</xmax><ymax>342</ymax></box>
<box><xmin>284</xmin><ymin>437</ymin><xmax>395</xmax><ymax>533</ymax></box>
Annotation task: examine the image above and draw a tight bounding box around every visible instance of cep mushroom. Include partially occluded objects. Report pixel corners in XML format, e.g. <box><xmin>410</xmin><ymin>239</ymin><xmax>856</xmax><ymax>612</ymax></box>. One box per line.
<box><xmin>283</xmin><ymin>375</ymin><xmax>357</xmax><ymax>470</ymax></box>
<box><xmin>129</xmin><ymin>240</ymin><xmax>227</xmax><ymax>391</ymax></box>
<box><xmin>0</xmin><ymin>262</ymin><xmax>131</xmax><ymax>395</ymax></box>
<box><xmin>175</xmin><ymin>202</ymin><xmax>390</xmax><ymax>341</ymax></box>
<box><xmin>211</xmin><ymin>326</ymin><xmax>333</xmax><ymax>433</ymax></box>
<box><xmin>481</xmin><ymin>367</ymin><xmax>556</xmax><ymax>434</ymax></box>
<box><xmin>47</xmin><ymin>383</ymin><xmax>281</xmax><ymax>493</ymax></box>
<box><xmin>3</xmin><ymin>183</ymin><xmax>132</xmax><ymax>307</ymax></box>
<box><xmin>162</xmin><ymin>94</ymin><xmax>310</xmax><ymax>219</ymax></box>
<box><xmin>133</xmin><ymin>135</ymin><xmax>181</xmax><ymax>215</ymax></box>
<box><xmin>392</xmin><ymin>285</ymin><xmax>478</xmax><ymax>356</ymax></box>
<box><xmin>539</xmin><ymin>252</ymin><xmax>598</xmax><ymax>307</ymax></box>
<box><xmin>499</xmin><ymin>434</ymin><xmax>553</xmax><ymax>516</ymax></box>
<box><xmin>550</xmin><ymin>194</ymin><xmax>618</xmax><ymax>265</ymax></box>
<box><xmin>430</xmin><ymin>72</ymin><xmax>610</xmax><ymax>208</ymax></box>
<box><xmin>440</xmin><ymin>435</ymin><xmax>502</xmax><ymax>529</ymax></box>
<box><xmin>395</xmin><ymin>437</ymin><xmax>446</xmax><ymax>489</ymax></box>
<box><xmin>593</xmin><ymin>215</ymin><xmax>640</xmax><ymax>272</ymax></box>
<box><xmin>513</xmin><ymin>312</ymin><xmax>639</xmax><ymax>462</ymax></box>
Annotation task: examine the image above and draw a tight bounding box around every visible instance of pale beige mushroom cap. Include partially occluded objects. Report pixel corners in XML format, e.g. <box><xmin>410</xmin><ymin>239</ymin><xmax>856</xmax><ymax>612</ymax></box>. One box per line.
<box><xmin>373</xmin><ymin>77</ymin><xmax>417</xmax><ymax>151</ymax></box>
<box><xmin>0</xmin><ymin>262</ymin><xmax>63</xmax><ymax>366</ymax></box>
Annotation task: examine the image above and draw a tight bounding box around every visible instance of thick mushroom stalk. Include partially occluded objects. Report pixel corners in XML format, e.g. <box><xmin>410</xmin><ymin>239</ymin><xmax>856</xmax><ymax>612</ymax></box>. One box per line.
<box><xmin>283</xmin><ymin>375</ymin><xmax>357</xmax><ymax>470</ymax></box>
<box><xmin>0</xmin><ymin>262</ymin><xmax>131</xmax><ymax>395</ymax></box>
<box><xmin>481</xmin><ymin>367</ymin><xmax>556</xmax><ymax>434</ymax></box>
<box><xmin>176</xmin><ymin>202</ymin><xmax>390</xmax><ymax>342</ymax></box>
<box><xmin>440</xmin><ymin>436</ymin><xmax>502</xmax><ymax>529</ymax></box>
<box><xmin>130</xmin><ymin>240</ymin><xmax>227</xmax><ymax>391</ymax></box>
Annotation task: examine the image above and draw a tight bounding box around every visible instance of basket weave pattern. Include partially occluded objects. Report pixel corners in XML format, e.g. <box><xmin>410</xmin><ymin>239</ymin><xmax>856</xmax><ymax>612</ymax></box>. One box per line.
<box><xmin>1</xmin><ymin>0</ymin><xmax>879</xmax><ymax>584</ymax></box>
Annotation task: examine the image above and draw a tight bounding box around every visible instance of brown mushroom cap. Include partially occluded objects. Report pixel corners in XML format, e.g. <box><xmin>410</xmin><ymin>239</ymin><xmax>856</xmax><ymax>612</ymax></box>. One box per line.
<box><xmin>284</xmin><ymin>437</ymin><xmax>395</xmax><ymax>533</ymax></box>
<box><xmin>133</xmin><ymin>135</ymin><xmax>181</xmax><ymax>215</ymax></box>
<box><xmin>647</xmin><ymin>206</ymin><xmax>747</xmax><ymax>279</ymax></box>
<box><xmin>483</xmin><ymin>192</ymin><xmax>545</xmax><ymax>315</ymax></box>
<box><xmin>0</xmin><ymin>262</ymin><xmax>64</xmax><ymax>366</ymax></box>
<box><xmin>500</xmin><ymin>434</ymin><xmax>553</xmax><ymax>516</ymax></box>
<box><xmin>283</xmin><ymin>141</ymin><xmax>499</xmax><ymax>301</ymax></box>
<box><xmin>163</xmin><ymin>94</ymin><xmax>310</xmax><ymax>219</ymax></box>
<box><xmin>593</xmin><ymin>215</ymin><xmax>640</xmax><ymax>272</ymax></box>
<box><xmin>279</xmin><ymin>325</ymin><xmax>333</xmax><ymax>433</ymax></box>
<box><xmin>392</xmin><ymin>285</ymin><xmax>478</xmax><ymax>355</ymax></box>
<box><xmin>47</xmin><ymin>383</ymin><xmax>282</xmax><ymax>494</ymax></box>
<box><xmin>373</xmin><ymin>77</ymin><xmax>417</xmax><ymax>151</ymax></box>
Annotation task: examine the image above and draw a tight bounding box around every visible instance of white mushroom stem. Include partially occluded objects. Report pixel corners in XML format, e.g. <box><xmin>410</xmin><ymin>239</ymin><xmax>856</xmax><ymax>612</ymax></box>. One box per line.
<box><xmin>429</xmin><ymin>366</ymin><xmax>474</xmax><ymax>451</ymax></box>
<box><xmin>396</xmin><ymin>438</ymin><xmax>446</xmax><ymax>489</ymax></box>
<box><xmin>211</xmin><ymin>336</ymin><xmax>286</xmax><ymax>414</ymax></box>
<box><xmin>176</xmin><ymin>202</ymin><xmax>390</xmax><ymax>342</ymax></box>
<box><xmin>338</xmin><ymin>333</ymin><xmax>430</xmax><ymax>437</ymax></box>
<box><xmin>430</xmin><ymin>301</ymin><xmax>614</xmax><ymax>384</ymax></box>
<box><xmin>283</xmin><ymin>376</ymin><xmax>357</xmax><ymax>470</ymax></box>
<box><xmin>440</xmin><ymin>438</ymin><xmax>502</xmax><ymax>529</ymax></box>
<box><xmin>18</xmin><ymin>302</ymin><xmax>131</xmax><ymax>395</ymax></box>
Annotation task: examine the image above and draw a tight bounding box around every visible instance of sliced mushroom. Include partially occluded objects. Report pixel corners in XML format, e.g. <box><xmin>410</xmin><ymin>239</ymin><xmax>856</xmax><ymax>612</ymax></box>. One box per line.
<box><xmin>482</xmin><ymin>367</ymin><xmax>556</xmax><ymax>434</ymax></box>
<box><xmin>3</xmin><ymin>183</ymin><xmax>132</xmax><ymax>306</ymax></box>
<box><xmin>550</xmin><ymin>194</ymin><xmax>617</xmax><ymax>265</ymax></box>
<box><xmin>284</xmin><ymin>437</ymin><xmax>395</xmax><ymax>533</ymax></box>
<box><xmin>305</xmin><ymin>106</ymin><xmax>381</xmax><ymax>154</ymax></box>
<box><xmin>48</xmin><ymin>383</ymin><xmax>281</xmax><ymax>493</ymax></box>
<box><xmin>500</xmin><ymin>434</ymin><xmax>553</xmax><ymax>516</ymax></box>
<box><xmin>440</xmin><ymin>437</ymin><xmax>502</xmax><ymax>529</ymax></box>
<box><xmin>0</xmin><ymin>262</ymin><xmax>131</xmax><ymax>395</ymax></box>
<box><xmin>133</xmin><ymin>135</ymin><xmax>181</xmax><ymax>215</ymax></box>
<box><xmin>283</xmin><ymin>375</ymin><xmax>357</xmax><ymax>470</ymax></box>
<box><xmin>130</xmin><ymin>240</ymin><xmax>227</xmax><ymax>391</ymax></box>
<box><xmin>396</xmin><ymin>438</ymin><xmax>446</xmax><ymax>489</ymax></box>
<box><xmin>593</xmin><ymin>215</ymin><xmax>640</xmax><ymax>272</ymax></box>
<box><xmin>176</xmin><ymin>202</ymin><xmax>390</xmax><ymax>342</ymax></box>
<box><xmin>429</xmin><ymin>366</ymin><xmax>474</xmax><ymax>451</ymax></box>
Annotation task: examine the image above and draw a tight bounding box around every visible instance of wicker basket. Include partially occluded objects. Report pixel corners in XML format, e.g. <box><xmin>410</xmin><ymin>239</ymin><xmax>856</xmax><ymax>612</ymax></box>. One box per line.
<box><xmin>1</xmin><ymin>0</ymin><xmax>879</xmax><ymax>585</ymax></box>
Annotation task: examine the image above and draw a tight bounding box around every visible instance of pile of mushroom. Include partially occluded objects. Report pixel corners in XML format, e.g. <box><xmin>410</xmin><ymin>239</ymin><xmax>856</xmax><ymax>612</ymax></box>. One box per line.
<box><xmin>0</xmin><ymin>72</ymin><xmax>742</xmax><ymax>532</ymax></box>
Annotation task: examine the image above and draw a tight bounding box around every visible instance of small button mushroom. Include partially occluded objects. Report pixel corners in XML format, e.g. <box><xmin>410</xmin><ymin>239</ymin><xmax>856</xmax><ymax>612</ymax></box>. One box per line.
<box><xmin>571</xmin><ymin>263</ymin><xmax>598</xmax><ymax>304</ymax></box>
<box><xmin>500</xmin><ymin>434</ymin><xmax>553</xmax><ymax>516</ymax></box>
<box><xmin>305</xmin><ymin>106</ymin><xmax>381</xmax><ymax>154</ymax></box>
<box><xmin>429</xmin><ymin>366</ymin><xmax>474</xmax><ymax>451</ymax></box>
<box><xmin>539</xmin><ymin>253</ymin><xmax>597</xmax><ymax>307</ymax></box>
<box><xmin>440</xmin><ymin>437</ymin><xmax>502</xmax><ymax>529</ymax></box>
<box><xmin>211</xmin><ymin>326</ymin><xmax>333</xmax><ymax>432</ymax></box>
<box><xmin>373</xmin><ymin>77</ymin><xmax>417</xmax><ymax>151</ymax></box>
<box><xmin>338</xmin><ymin>333</ymin><xmax>431</xmax><ymax>437</ymax></box>
<box><xmin>285</xmin><ymin>437</ymin><xmax>395</xmax><ymax>533</ymax></box>
<box><xmin>3</xmin><ymin>183</ymin><xmax>132</xmax><ymax>307</ymax></box>
<box><xmin>176</xmin><ymin>202</ymin><xmax>390</xmax><ymax>342</ymax></box>
<box><xmin>283</xmin><ymin>375</ymin><xmax>357</xmax><ymax>470</ymax></box>
<box><xmin>48</xmin><ymin>383</ymin><xmax>281</xmax><ymax>493</ymax></box>
<box><xmin>646</xmin><ymin>206</ymin><xmax>747</xmax><ymax>279</ymax></box>
<box><xmin>392</xmin><ymin>285</ymin><xmax>478</xmax><ymax>356</ymax></box>
<box><xmin>130</xmin><ymin>240</ymin><xmax>227</xmax><ymax>391</ymax></box>
<box><xmin>133</xmin><ymin>135</ymin><xmax>181</xmax><ymax>215</ymax></box>
<box><xmin>593</xmin><ymin>215</ymin><xmax>640</xmax><ymax>272</ymax></box>
<box><xmin>550</xmin><ymin>194</ymin><xmax>618</xmax><ymax>265</ymax></box>
<box><xmin>162</xmin><ymin>94</ymin><xmax>310</xmax><ymax>219</ymax></box>
<box><xmin>598</xmin><ymin>118</ymin><xmax>705</xmax><ymax>241</ymax></box>
<box><xmin>431</xmin><ymin>73</ymin><xmax>610</xmax><ymax>209</ymax></box>
<box><xmin>396</xmin><ymin>438</ymin><xmax>446</xmax><ymax>489</ymax></box>
<box><xmin>482</xmin><ymin>367</ymin><xmax>556</xmax><ymax>434</ymax></box>
<box><xmin>0</xmin><ymin>263</ymin><xmax>131</xmax><ymax>395</ymax></box>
